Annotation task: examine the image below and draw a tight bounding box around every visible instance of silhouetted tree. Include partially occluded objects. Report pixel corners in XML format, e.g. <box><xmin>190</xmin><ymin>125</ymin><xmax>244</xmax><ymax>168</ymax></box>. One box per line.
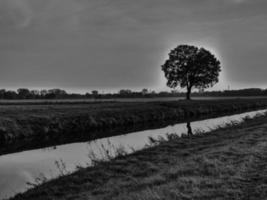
<box><xmin>141</xmin><ymin>88</ymin><xmax>148</xmax><ymax>95</ymax></box>
<box><xmin>17</xmin><ymin>88</ymin><xmax>31</xmax><ymax>99</ymax></box>
<box><xmin>0</xmin><ymin>89</ymin><xmax>6</xmax><ymax>99</ymax></box>
<box><xmin>40</xmin><ymin>89</ymin><xmax>48</xmax><ymax>97</ymax></box>
<box><xmin>46</xmin><ymin>89</ymin><xmax>67</xmax><ymax>99</ymax></box>
<box><xmin>4</xmin><ymin>90</ymin><xmax>17</xmax><ymax>99</ymax></box>
<box><xmin>92</xmin><ymin>90</ymin><xmax>99</xmax><ymax>98</ymax></box>
<box><xmin>119</xmin><ymin>89</ymin><xmax>132</xmax><ymax>97</ymax></box>
<box><xmin>162</xmin><ymin>45</ymin><xmax>221</xmax><ymax>100</ymax></box>
<box><xmin>30</xmin><ymin>90</ymin><xmax>40</xmax><ymax>98</ymax></box>
<box><xmin>85</xmin><ymin>92</ymin><xmax>91</xmax><ymax>98</ymax></box>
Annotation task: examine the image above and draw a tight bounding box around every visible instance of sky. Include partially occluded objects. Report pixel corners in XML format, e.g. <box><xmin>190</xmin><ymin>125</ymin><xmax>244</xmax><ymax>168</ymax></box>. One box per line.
<box><xmin>0</xmin><ymin>0</ymin><xmax>267</xmax><ymax>93</ymax></box>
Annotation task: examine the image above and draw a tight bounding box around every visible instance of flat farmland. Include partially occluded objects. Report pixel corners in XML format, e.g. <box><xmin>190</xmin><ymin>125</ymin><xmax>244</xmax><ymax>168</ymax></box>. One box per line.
<box><xmin>1</xmin><ymin>98</ymin><xmax>267</xmax><ymax>155</ymax></box>
<box><xmin>1</xmin><ymin>96</ymin><xmax>267</xmax><ymax>105</ymax></box>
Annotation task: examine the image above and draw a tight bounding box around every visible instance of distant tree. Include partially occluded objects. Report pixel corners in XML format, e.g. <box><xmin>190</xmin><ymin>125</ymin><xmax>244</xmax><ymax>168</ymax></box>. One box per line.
<box><xmin>92</xmin><ymin>90</ymin><xmax>99</xmax><ymax>98</ymax></box>
<box><xmin>17</xmin><ymin>88</ymin><xmax>31</xmax><ymax>99</ymax></box>
<box><xmin>0</xmin><ymin>89</ymin><xmax>6</xmax><ymax>99</ymax></box>
<box><xmin>92</xmin><ymin>90</ymin><xmax>98</xmax><ymax>95</ymax></box>
<box><xmin>4</xmin><ymin>90</ymin><xmax>17</xmax><ymax>99</ymax></box>
<box><xmin>119</xmin><ymin>89</ymin><xmax>132</xmax><ymax>96</ymax></box>
<box><xmin>85</xmin><ymin>92</ymin><xmax>92</xmax><ymax>98</ymax></box>
<box><xmin>141</xmin><ymin>88</ymin><xmax>148</xmax><ymax>95</ymax></box>
<box><xmin>151</xmin><ymin>90</ymin><xmax>156</xmax><ymax>94</ymax></box>
<box><xmin>46</xmin><ymin>89</ymin><xmax>67</xmax><ymax>99</ymax></box>
<box><xmin>30</xmin><ymin>90</ymin><xmax>40</xmax><ymax>98</ymax></box>
<box><xmin>40</xmin><ymin>89</ymin><xmax>48</xmax><ymax>97</ymax></box>
<box><xmin>162</xmin><ymin>45</ymin><xmax>221</xmax><ymax>100</ymax></box>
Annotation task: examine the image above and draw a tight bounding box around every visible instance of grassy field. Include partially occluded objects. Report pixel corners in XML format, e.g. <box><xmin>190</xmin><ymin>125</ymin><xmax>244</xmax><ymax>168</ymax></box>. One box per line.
<box><xmin>0</xmin><ymin>96</ymin><xmax>267</xmax><ymax>105</ymax></box>
<box><xmin>10</xmin><ymin>110</ymin><xmax>267</xmax><ymax>200</ymax></box>
<box><xmin>1</xmin><ymin>99</ymin><xmax>267</xmax><ymax>155</ymax></box>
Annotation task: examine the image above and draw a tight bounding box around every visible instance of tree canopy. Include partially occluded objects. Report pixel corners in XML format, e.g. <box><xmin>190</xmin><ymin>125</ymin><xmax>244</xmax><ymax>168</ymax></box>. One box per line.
<box><xmin>162</xmin><ymin>45</ymin><xmax>221</xmax><ymax>100</ymax></box>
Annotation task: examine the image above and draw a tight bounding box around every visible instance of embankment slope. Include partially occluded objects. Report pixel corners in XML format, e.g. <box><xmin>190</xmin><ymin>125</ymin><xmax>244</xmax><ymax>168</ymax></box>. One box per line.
<box><xmin>11</xmin><ymin>109</ymin><xmax>267</xmax><ymax>200</ymax></box>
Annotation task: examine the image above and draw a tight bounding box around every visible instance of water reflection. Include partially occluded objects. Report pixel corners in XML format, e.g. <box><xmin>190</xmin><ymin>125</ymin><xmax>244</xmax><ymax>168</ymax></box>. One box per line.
<box><xmin>186</xmin><ymin>122</ymin><xmax>193</xmax><ymax>135</ymax></box>
<box><xmin>0</xmin><ymin>109</ymin><xmax>266</xmax><ymax>199</ymax></box>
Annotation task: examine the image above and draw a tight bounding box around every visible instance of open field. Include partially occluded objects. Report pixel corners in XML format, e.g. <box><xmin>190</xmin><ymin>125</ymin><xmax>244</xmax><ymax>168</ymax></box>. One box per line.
<box><xmin>10</xmin><ymin>110</ymin><xmax>267</xmax><ymax>200</ymax></box>
<box><xmin>1</xmin><ymin>96</ymin><xmax>267</xmax><ymax>105</ymax></box>
<box><xmin>1</xmin><ymin>99</ymin><xmax>267</xmax><ymax>155</ymax></box>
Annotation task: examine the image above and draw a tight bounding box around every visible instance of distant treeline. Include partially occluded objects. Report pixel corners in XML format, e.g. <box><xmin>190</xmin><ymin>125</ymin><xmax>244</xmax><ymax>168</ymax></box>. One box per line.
<box><xmin>0</xmin><ymin>88</ymin><xmax>267</xmax><ymax>99</ymax></box>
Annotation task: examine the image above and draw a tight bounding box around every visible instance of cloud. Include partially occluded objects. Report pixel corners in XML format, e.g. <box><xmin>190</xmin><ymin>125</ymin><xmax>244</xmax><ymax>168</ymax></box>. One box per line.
<box><xmin>232</xmin><ymin>0</ymin><xmax>245</xmax><ymax>3</ymax></box>
<box><xmin>0</xmin><ymin>0</ymin><xmax>33</xmax><ymax>28</ymax></box>
<box><xmin>0</xmin><ymin>0</ymin><xmax>267</xmax><ymax>90</ymax></box>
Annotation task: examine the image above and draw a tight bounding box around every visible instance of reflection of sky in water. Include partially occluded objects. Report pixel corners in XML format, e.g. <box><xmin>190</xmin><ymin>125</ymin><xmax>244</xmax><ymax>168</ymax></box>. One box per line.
<box><xmin>0</xmin><ymin>109</ymin><xmax>266</xmax><ymax>199</ymax></box>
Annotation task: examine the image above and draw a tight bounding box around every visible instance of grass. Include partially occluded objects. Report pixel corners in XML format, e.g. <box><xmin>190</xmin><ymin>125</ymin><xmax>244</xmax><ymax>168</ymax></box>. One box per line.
<box><xmin>9</xmin><ymin>111</ymin><xmax>267</xmax><ymax>200</ymax></box>
<box><xmin>1</xmin><ymin>99</ymin><xmax>267</xmax><ymax>155</ymax></box>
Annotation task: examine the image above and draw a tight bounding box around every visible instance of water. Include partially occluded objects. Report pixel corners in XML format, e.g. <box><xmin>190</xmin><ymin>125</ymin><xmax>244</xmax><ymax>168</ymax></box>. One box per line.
<box><xmin>0</xmin><ymin>109</ymin><xmax>266</xmax><ymax>199</ymax></box>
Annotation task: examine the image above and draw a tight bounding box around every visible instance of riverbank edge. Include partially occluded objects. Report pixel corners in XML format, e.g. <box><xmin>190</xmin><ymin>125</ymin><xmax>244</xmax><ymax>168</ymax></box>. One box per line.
<box><xmin>9</xmin><ymin>107</ymin><xmax>267</xmax><ymax>200</ymax></box>
<box><xmin>1</xmin><ymin>99</ymin><xmax>267</xmax><ymax>154</ymax></box>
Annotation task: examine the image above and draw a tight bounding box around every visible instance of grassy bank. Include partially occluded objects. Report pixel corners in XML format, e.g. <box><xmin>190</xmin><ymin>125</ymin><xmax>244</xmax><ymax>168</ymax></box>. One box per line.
<box><xmin>10</xmin><ymin>109</ymin><xmax>267</xmax><ymax>200</ymax></box>
<box><xmin>1</xmin><ymin>99</ymin><xmax>267</xmax><ymax>154</ymax></box>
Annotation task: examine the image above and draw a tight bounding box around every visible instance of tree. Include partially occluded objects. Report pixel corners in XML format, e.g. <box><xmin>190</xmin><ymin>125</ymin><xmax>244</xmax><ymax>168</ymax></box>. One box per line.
<box><xmin>4</xmin><ymin>90</ymin><xmax>17</xmax><ymax>99</ymax></box>
<box><xmin>30</xmin><ymin>90</ymin><xmax>41</xmax><ymax>98</ymax></box>
<box><xmin>141</xmin><ymin>88</ymin><xmax>148</xmax><ymax>95</ymax></box>
<box><xmin>0</xmin><ymin>89</ymin><xmax>6</xmax><ymax>99</ymax></box>
<box><xmin>119</xmin><ymin>89</ymin><xmax>132</xmax><ymax>97</ymax></box>
<box><xmin>17</xmin><ymin>88</ymin><xmax>31</xmax><ymax>99</ymax></box>
<box><xmin>47</xmin><ymin>89</ymin><xmax>67</xmax><ymax>99</ymax></box>
<box><xmin>161</xmin><ymin>45</ymin><xmax>221</xmax><ymax>100</ymax></box>
<box><xmin>40</xmin><ymin>89</ymin><xmax>48</xmax><ymax>97</ymax></box>
<box><xmin>85</xmin><ymin>92</ymin><xmax>92</xmax><ymax>98</ymax></box>
<box><xmin>92</xmin><ymin>90</ymin><xmax>99</xmax><ymax>98</ymax></box>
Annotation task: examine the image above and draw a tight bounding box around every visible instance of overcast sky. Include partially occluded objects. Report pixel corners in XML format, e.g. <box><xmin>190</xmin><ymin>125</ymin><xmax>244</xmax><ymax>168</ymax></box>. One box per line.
<box><xmin>0</xmin><ymin>0</ymin><xmax>266</xmax><ymax>93</ymax></box>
